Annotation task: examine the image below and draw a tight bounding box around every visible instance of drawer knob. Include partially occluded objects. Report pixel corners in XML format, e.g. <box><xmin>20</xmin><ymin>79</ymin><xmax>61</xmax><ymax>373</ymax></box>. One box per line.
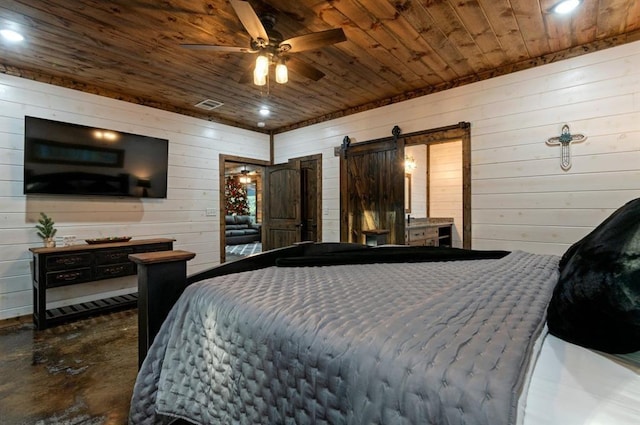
<box><xmin>56</xmin><ymin>257</ymin><xmax>82</xmax><ymax>265</ymax></box>
<box><xmin>104</xmin><ymin>265</ymin><xmax>125</xmax><ymax>274</ymax></box>
<box><xmin>56</xmin><ymin>271</ymin><xmax>83</xmax><ymax>281</ymax></box>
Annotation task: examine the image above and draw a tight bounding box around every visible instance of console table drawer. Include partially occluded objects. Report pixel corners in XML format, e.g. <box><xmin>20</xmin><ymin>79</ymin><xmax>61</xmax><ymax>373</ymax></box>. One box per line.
<box><xmin>96</xmin><ymin>262</ymin><xmax>135</xmax><ymax>279</ymax></box>
<box><xmin>46</xmin><ymin>253</ymin><xmax>93</xmax><ymax>270</ymax></box>
<box><xmin>408</xmin><ymin>238</ymin><xmax>437</xmax><ymax>246</ymax></box>
<box><xmin>95</xmin><ymin>248</ymin><xmax>134</xmax><ymax>265</ymax></box>
<box><xmin>407</xmin><ymin>227</ymin><xmax>437</xmax><ymax>240</ymax></box>
<box><xmin>407</xmin><ymin>228</ymin><xmax>424</xmax><ymax>239</ymax></box>
<box><xmin>406</xmin><ymin>226</ymin><xmax>439</xmax><ymax>246</ymax></box>
<box><xmin>46</xmin><ymin>267</ymin><xmax>93</xmax><ymax>287</ymax></box>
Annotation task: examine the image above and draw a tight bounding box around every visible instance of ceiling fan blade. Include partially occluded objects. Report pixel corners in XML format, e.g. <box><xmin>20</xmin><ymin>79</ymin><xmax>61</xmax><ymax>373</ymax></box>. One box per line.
<box><xmin>230</xmin><ymin>0</ymin><xmax>269</xmax><ymax>44</ymax></box>
<box><xmin>286</xmin><ymin>57</ymin><xmax>325</xmax><ymax>81</ymax></box>
<box><xmin>280</xmin><ymin>28</ymin><xmax>346</xmax><ymax>53</ymax></box>
<box><xmin>180</xmin><ymin>44</ymin><xmax>255</xmax><ymax>53</ymax></box>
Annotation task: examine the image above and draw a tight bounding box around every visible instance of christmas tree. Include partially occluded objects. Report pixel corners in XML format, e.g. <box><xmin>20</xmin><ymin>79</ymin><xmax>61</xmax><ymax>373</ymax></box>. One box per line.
<box><xmin>225</xmin><ymin>176</ymin><xmax>249</xmax><ymax>215</ymax></box>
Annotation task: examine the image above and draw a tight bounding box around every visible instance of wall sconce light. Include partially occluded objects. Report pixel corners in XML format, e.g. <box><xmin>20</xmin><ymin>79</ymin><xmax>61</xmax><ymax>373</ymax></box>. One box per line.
<box><xmin>405</xmin><ymin>155</ymin><xmax>417</xmax><ymax>173</ymax></box>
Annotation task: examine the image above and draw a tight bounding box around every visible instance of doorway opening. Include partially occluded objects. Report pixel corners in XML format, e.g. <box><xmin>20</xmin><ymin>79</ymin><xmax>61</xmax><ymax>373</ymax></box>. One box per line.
<box><xmin>220</xmin><ymin>154</ymin><xmax>323</xmax><ymax>262</ymax></box>
<box><xmin>220</xmin><ymin>155</ymin><xmax>269</xmax><ymax>263</ymax></box>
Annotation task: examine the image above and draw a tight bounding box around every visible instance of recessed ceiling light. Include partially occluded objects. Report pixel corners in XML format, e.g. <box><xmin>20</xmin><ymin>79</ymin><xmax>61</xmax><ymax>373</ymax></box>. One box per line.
<box><xmin>259</xmin><ymin>107</ymin><xmax>270</xmax><ymax>117</ymax></box>
<box><xmin>552</xmin><ymin>0</ymin><xmax>581</xmax><ymax>14</ymax></box>
<box><xmin>0</xmin><ymin>29</ymin><xmax>24</xmax><ymax>42</ymax></box>
<box><xmin>257</xmin><ymin>122</ymin><xmax>266</xmax><ymax>127</ymax></box>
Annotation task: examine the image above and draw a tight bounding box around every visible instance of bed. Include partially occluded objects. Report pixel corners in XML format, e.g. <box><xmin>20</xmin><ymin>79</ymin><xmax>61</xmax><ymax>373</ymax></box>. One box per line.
<box><xmin>128</xmin><ymin>199</ymin><xmax>640</xmax><ymax>425</ymax></box>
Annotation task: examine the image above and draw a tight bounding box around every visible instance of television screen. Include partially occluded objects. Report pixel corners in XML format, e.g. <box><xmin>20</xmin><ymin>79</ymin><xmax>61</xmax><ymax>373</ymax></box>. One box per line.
<box><xmin>24</xmin><ymin>116</ymin><xmax>168</xmax><ymax>198</ymax></box>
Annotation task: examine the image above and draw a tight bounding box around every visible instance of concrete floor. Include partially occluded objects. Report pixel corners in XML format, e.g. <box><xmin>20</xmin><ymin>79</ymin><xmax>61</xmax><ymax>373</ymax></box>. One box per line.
<box><xmin>0</xmin><ymin>309</ymin><xmax>138</xmax><ymax>425</ymax></box>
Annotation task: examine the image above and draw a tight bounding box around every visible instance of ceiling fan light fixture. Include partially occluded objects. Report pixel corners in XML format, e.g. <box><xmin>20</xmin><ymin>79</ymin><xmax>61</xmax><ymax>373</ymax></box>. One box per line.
<box><xmin>253</xmin><ymin>67</ymin><xmax>267</xmax><ymax>86</ymax></box>
<box><xmin>552</xmin><ymin>0</ymin><xmax>581</xmax><ymax>14</ymax></box>
<box><xmin>239</xmin><ymin>164</ymin><xmax>252</xmax><ymax>184</ymax></box>
<box><xmin>255</xmin><ymin>54</ymin><xmax>269</xmax><ymax>76</ymax></box>
<box><xmin>275</xmin><ymin>61</ymin><xmax>288</xmax><ymax>84</ymax></box>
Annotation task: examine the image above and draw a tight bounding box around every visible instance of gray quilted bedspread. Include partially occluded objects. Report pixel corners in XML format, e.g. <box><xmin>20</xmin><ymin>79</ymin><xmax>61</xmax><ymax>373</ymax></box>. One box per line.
<box><xmin>129</xmin><ymin>251</ymin><xmax>559</xmax><ymax>425</ymax></box>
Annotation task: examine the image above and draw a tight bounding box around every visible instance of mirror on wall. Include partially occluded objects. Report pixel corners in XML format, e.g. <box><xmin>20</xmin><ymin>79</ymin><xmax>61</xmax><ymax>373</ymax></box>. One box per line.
<box><xmin>405</xmin><ymin>140</ymin><xmax>463</xmax><ymax>248</ymax></box>
<box><xmin>404</xmin><ymin>174</ymin><xmax>411</xmax><ymax>213</ymax></box>
<box><xmin>405</xmin><ymin>144</ymin><xmax>427</xmax><ymax>218</ymax></box>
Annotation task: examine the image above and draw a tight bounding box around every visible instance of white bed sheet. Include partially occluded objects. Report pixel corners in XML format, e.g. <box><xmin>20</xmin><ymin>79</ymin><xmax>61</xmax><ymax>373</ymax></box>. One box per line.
<box><xmin>523</xmin><ymin>333</ymin><xmax>640</xmax><ymax>425</ymax></box>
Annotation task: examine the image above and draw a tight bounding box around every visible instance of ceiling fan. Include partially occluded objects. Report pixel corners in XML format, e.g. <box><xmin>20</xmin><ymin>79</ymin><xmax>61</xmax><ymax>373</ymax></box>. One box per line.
<box><xmin>181</xmin><ymin>0</ymin><xmax>346</xmax><ymax>85</ymax></box>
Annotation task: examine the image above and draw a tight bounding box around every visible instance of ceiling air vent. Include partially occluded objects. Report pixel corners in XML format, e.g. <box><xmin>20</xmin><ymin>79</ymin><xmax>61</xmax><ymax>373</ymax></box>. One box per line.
<box><xmin>195</xmin><ymin>99</ymin><xmax>224</xmax><ymax>110</ymax></box>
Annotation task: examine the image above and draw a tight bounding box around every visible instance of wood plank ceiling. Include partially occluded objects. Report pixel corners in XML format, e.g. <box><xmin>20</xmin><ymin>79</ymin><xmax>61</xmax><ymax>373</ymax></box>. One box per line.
<box><xmin>1</xmin><ymin>0</ymin><xmax>639</xmax><ymax>133</ymax></box>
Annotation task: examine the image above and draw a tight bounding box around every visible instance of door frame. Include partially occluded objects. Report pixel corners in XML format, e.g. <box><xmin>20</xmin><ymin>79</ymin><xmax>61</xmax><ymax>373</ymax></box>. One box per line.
<box><xmin>219</xmin><ymin>154</ymin><xmax>270</xmax><ymax>263</ymax></box>
<box><xmin>298</xmin><ymin>153</ymin><xmax>323</xmax><ymax>243</ymax></box>
<box><xmin>340</xmin><ymin>122</ymin><xmax>471</xmax><ymax>248</ymax></box>
<box><xmin>403</xmin><ymin>123</ymin><xmax>471</xmax><ymax>249</ymax></box>
<box><xmin>261</xmin><ymin>154</ymin><xmax>323</xmax><ymax>250</ymax></box>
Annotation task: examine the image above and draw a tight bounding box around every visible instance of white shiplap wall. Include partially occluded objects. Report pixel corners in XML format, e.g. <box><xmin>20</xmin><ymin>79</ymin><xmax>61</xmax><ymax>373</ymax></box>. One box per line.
<box><xmin>3</xmin><ymin>40</ymin><xmax>640</xmax><ymax>321</ymax></box>
<box><xmin>274</xmin><ymin>40</ymin><xmax>640</xmax><ymax>256</ymax></box>
<box><xmin>0</xmin><ymin>74</ymin><xmax>269</xmax><ymax>320</ymax></box>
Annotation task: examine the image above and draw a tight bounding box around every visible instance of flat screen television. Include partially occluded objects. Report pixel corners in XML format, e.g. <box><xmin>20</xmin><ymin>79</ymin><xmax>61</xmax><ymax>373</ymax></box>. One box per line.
<box><xmin>24</xmin><ymin>116</ymin><xmax>169</xmax><ymax>198</ymax></box>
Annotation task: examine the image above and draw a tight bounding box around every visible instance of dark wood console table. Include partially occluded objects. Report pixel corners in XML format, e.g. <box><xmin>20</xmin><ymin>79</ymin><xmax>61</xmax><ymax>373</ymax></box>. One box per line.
<box><xmin>29</xmin><ymin>238</ymin><xmax>174</xmax><ymax>330</ymax></box>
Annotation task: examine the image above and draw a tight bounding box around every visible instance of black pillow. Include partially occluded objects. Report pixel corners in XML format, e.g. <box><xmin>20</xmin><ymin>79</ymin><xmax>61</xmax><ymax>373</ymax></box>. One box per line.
<box><xmin>547</xmin><ymin>197</ymin><xmax>640</xmax><ymax>353</ymax></box>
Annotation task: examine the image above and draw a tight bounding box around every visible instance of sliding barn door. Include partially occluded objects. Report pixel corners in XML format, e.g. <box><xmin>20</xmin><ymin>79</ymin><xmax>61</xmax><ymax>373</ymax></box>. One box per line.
<box><xmin>340</xmin><ymin>139</ymin><xmax>405</xmax><ymax>244</ymax></box>
<box><xmin>262</xmin><ymin>160</ymin><xmax>302</xmax><ymax>251</ymax></box>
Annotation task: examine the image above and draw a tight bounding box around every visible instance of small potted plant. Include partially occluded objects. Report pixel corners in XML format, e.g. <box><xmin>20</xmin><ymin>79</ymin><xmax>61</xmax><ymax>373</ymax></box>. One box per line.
<box><xmin>36</xmin><ymin>212</ymin><xmax>57</xmax><ymax>248</ymax></box>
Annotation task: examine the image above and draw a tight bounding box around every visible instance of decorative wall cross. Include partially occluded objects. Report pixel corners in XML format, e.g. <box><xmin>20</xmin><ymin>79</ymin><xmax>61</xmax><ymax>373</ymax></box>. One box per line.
<box><xmin>546</xmin><ymin>124</ymin><xmax>586</xmax><ymax>171</ymax></box>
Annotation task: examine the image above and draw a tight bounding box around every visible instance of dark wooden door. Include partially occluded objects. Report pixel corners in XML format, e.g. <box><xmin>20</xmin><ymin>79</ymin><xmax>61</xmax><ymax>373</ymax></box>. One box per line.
<box><xmin>262</xmin><ymin>160</ymin><xmax>302</xmax><ymax>251</ymax></box>
<box><xmin>340</xmin><ymin>139</ymin><xmax>405</xmax><ymax>244</ymax></box>
<box><xmin>300</xmin><ymin>158</ymin><xmax>320</xmax><ymax>242</ymax></box>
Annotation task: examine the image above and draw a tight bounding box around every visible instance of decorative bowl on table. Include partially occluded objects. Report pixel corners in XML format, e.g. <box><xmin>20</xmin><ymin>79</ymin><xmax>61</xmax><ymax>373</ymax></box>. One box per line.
<box><xmin>85</xmin><ymin>236</ymin><xmax>132</xmax><ymax>244</ymax></box>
